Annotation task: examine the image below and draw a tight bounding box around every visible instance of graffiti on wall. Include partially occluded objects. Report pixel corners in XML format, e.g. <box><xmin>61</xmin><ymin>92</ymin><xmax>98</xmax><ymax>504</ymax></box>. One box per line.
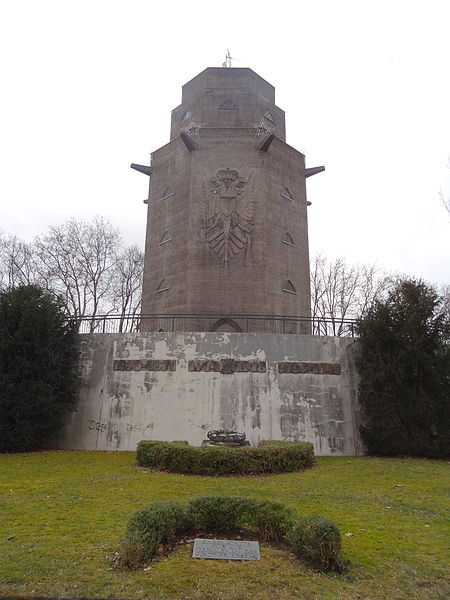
<box><xmin>87</xmin><ymin>420</ymin><xmax>152</xmax><ymax>434</ymax></box>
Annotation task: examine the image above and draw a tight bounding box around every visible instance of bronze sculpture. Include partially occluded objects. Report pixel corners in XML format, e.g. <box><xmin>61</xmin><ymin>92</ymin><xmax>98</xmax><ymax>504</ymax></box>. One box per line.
<box><xmin>207</xmin><ymin>428</ymin><xmax>247</xmax><ymax>445</ymax></box>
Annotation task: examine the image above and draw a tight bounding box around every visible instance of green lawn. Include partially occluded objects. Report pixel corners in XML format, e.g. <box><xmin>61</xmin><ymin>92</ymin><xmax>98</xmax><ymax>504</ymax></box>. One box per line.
<box><xmin>0</xmin><ymin>451</ymin><xmax>449</xmax><ymax>599</ymax></box>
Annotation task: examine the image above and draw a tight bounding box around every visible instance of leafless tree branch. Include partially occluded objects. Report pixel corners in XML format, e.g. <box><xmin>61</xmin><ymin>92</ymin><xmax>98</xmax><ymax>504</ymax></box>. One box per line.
<box><xmin>310</xmin><ymin>254</ymin><xmax>392</xmax><ymax>336</ymax></box>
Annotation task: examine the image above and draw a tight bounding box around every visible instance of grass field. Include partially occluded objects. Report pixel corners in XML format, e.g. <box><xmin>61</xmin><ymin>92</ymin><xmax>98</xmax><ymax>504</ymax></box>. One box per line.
<box><xmin>0</xmin><ymin>451</ymin><xmax>449</xmax><ymax>600</ymax></box>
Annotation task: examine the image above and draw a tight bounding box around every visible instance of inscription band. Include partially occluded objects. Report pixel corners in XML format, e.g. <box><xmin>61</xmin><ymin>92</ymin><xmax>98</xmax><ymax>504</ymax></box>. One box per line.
<box><xmin>188</xmin><ymin>359</ymin><xmax>266</xmax><ymax>374</ymax></box>
<box><xmin>113</xmin><ymin>359</ymin><xmax>176</xmax><ymax>372</ymax></box>
<box><xmin>278</xmin><ymin>362</ymin><xmax>341</xmax><ymax>375</ymax></box>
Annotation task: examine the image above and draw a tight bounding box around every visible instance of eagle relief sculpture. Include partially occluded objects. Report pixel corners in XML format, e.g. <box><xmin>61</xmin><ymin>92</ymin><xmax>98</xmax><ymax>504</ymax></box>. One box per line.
<box><xmin>202</xmin><ymin>168</ymin><xmax>254</xmax><ymax>264</ymax></box>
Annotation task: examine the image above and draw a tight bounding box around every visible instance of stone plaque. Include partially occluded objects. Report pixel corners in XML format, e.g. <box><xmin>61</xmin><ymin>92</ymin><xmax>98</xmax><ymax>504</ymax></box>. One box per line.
<box><xmin>188</xmin><ymin>359</ymin><xmax>266</xmax><ymax>374</ymax></box>
<box><xmin>278</xmin><ymin>361</ymin><xmax>341</xmax><ymax>375</ymax></box>
<box><xmin>113</xmin><ymin>359</ymin><xmax>176</xmax><ymax>372</ymax></box>
<box><xmin>192</xmin><ymin>538</ymin><xmax>260</xmax><ymax>561</ymax></box>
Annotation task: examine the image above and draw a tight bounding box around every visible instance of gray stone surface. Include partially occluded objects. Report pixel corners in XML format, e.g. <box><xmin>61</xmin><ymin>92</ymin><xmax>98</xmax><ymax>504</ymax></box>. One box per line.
<box><xmin>192</xmin><ymin>538</ymin><xmax>260</xmax><ymax>561</ymax></box>
<box><xmin>58</xmin><ymin>331</ymin><xmax>363</xmax><ymax>456</ymax></box>
<box><xmin>140</xmin><ymin>67</ymin><xmax>315</xmax><ymax>332</ymax></box>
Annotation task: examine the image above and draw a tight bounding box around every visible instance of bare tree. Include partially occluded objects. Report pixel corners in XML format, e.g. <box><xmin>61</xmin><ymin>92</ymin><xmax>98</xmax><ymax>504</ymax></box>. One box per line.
<box><xmin>1</xmin><ymin>218</ymin><xmax>144</xmax><ymax>332</ymax></box>
<box><xmin>354</xmin><ymin>263</ymin><xmax>394</xmax><ymax>317</ymax></box>
<box><xmin>109</xmin><ymin>244</ymin><xmax>144</xmax><ymax>332</ymax></box>
<box><xmin>0</xmin><ymin>234</ymin><xmax>42</xmax><ymax>290</ymax></box>
<box><xmin>310</xmin><ymin>254</ymin><xmax>391</xmax><ymax>336</ymax></box>
<box><xmin>34</xmin><ymin>217</ymin><xmax>121</xmax><ymax>328</ymax></box>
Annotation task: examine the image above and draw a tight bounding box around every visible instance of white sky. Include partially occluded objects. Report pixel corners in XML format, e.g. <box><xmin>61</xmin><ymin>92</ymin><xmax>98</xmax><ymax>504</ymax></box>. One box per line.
<box><xmin>0</xmin><ymin>0</ymin><xmax>449</xmax><ymax>286</ymax></box>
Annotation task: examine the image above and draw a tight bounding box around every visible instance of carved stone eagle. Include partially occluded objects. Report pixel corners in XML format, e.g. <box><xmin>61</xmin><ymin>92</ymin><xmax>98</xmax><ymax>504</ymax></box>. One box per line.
<box><xmin>202</xmin><ymin>168</ymin><xmax>254</xmax><ymax>264</ymax></box>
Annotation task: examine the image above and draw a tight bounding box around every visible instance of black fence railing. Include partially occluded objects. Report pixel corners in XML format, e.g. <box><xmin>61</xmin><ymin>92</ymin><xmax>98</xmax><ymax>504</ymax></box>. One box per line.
<box><xmin>74</xmin><ymin>313</ymin><xmax>358</xmax><ymax>337</ymax></box>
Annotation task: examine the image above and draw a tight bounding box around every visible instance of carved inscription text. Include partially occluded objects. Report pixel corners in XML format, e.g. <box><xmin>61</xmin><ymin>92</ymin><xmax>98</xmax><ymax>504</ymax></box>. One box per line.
<box><xmin>188</xmin><ymin>359</ymin><xmax>266</xmax><ymax>374</ymax></box>
<box><xmin>113</xmin><ymin>359</ymin><xmax>176</xmax><ymax>372</ymax></box>
<box><xmin>278</xmin><ymin>362</ymin><xmax>341</xmax><ymax>375</ymax></box>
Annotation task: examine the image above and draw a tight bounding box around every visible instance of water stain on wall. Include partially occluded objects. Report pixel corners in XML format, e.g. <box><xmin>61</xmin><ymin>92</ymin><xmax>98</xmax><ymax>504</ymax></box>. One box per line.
<box><xmin>61</xmin><ymin>332</ymin><xmax>362</xmax><ymax>456</ymax></box>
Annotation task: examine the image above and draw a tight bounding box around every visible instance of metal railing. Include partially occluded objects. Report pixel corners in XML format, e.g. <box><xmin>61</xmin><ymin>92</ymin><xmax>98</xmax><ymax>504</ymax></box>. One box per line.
<box><xmin>75</xmin><ymin>313</ymin><xmax>357</xmax><ymax>337</ymax></box>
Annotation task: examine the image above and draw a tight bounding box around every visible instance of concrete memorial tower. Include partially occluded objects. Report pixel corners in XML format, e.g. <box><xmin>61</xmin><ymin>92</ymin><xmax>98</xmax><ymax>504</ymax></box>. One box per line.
<box><xmin>133</xmin><ymin>67</ymin><xmax>324</xmax><ymax>333</ymax></box>
<box><xmin>59</xmin><ymin>66</ymin><xmax>363</xmax><ymax>457</ymax></box>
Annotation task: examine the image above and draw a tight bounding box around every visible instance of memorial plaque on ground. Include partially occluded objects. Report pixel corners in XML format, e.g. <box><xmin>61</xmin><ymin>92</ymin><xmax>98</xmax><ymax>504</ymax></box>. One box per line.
<box><xmin>192</xmin><ymin>538</ymin><xmax>260</xmax><ymax>561</ymax></box>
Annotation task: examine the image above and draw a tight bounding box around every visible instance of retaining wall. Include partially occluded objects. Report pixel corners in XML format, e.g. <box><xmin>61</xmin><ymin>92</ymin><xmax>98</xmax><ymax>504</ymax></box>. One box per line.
<box><xmin>59</xmin><ymin>332</ymin><xmax>364</xmax><ymax>456</ymax></box>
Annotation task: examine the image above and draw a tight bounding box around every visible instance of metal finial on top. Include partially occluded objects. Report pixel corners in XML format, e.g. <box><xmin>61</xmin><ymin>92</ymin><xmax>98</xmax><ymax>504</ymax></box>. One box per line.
<box><xmin>222</xmin><ymin>49</ymin><xmax>232</xmax><ymax>68</ymax></box>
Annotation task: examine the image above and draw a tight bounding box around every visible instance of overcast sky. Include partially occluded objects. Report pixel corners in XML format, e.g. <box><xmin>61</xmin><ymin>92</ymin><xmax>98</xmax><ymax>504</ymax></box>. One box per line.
<box><xmin>0</xmin><ymin>0</ymin><xmax>449</xmax><ymax>286</ymax></box>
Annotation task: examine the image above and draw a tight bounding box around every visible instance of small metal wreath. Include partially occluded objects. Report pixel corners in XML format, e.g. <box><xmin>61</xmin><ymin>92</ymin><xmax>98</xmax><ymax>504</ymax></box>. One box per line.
<box><xmin>207</xmin><ymin>428</ymin><xmax>246</xmax><ymax>444</ymax></box>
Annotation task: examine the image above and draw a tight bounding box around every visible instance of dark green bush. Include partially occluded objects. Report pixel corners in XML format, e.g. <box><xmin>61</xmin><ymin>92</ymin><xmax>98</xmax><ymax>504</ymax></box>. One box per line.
<box><xmin>136</xmin><ymin>440</ymin><xmax>314</xmax><ymax>476</ymax></box>
<box><xmin>121</xmin><ymin>501</ymin><xmax>193</xmax><ymax>568</ymax></box>
<box><xmin>247</xmin><ymin>499</ymin><xmax>296</xmax><ymax>541</ymax></box>
<box><xmin>288</xmin><ymin>513</ymin><xmax>342</xmax><ymax>569</ymax></box>
<box><xmin>188</xmin><ymin>496</ymin><xmax>296</xmax><ymax>541</ymax></box>
<box><xmin>0</xmin><ymin>285</ymin><xmax>79</xmax><ymax>453</ymax></box>
<box><xmin>188</xmin><ymin>496</ymin><xmax>252</xmax><ymax>533</ymax></box>
<box><xmin>356</xmin><ymin>278</ymin><xmax>450</xmax><ymax>458</ymax></box>
<box><xmin>119</xmin><ymin>497</ymin><xmax>341</xmax><ymax>572</ymax></box>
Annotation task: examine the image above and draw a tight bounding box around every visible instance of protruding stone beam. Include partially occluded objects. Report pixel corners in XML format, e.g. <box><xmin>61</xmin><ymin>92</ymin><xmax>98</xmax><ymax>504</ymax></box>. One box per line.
<box><xmin>259</xmin><ymin>134</ymin><xmax>275</xmax><ymax>152</ymax></box>
<box><xmin>130</xmin><ymin>163</ymin><xmax>153</xmax><ymax>176</ymax></box>
<box><xmin>180</xmin><ymin>132</ymin><xmax>198</xmax><ymax>151</ymax></box>
<box><xmin>305</xmin><ymin>166</ymin><xmax>325</xmax><ymax>178</ymax></box>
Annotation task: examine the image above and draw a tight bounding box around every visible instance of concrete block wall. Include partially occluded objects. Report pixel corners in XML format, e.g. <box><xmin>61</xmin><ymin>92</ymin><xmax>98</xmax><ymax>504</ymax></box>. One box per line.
<box><xmin>59</xmin><ymin>332</ymin><xmax>364</xmax><ymax>456</ymax></box>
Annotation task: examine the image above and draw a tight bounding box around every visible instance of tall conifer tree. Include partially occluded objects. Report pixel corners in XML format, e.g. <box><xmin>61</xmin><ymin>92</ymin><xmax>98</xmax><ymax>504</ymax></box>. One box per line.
<box><xmin>356</xmin><ymin>279</ymin><xmax>450</xmax><ymax>458</ymax></box>
<box><xmin>0</xmin><ymin>285</ymin><xmax>79</xmax><ymax>452</ymax></box>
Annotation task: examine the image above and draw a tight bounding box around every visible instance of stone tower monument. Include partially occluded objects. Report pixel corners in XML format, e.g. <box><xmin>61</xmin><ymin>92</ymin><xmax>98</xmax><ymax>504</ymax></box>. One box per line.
<box><xmin>133</xmin><ymin>67</ymin><xmax>324</xmax><ymax>332</ymax></box>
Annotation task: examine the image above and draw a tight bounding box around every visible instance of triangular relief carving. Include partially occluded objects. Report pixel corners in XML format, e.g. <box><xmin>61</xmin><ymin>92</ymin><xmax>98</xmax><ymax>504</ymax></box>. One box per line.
<box><xmin>282</xmin><ymin>232</ymin><xmax>295</xmax><ymax>246</ymax></box>
<box><xmin>282</xmin><ymin>280</ymin><xmax>296</xmax><ymax>294</ymax></box>
<box><xmin>156</xmin><ymin>279</ymin><xmax>169</xmax><ymax>292</ymax></box>
<box><xmin>281</xmin><ymin>187</ymin><xmax>293</xmax><ymax>201</ymax></box>
<box><xmin>159</xmin><ymin>231</ymin><xmax>173</xmax><ymax>244</ymax></box>
<box><xmin>162</xmin><ymin>186</ymin><xmax>174</xmax><ymax>199</ymax></box>
<box><xmin>264</xmin><ymin>110</ymin><xmax>277</xmax><ymax>124</ymax></box>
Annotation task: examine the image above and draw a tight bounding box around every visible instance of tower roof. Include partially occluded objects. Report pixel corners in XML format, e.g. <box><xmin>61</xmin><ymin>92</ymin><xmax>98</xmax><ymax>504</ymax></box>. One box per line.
<box><xmin>181</xmin><ymin>67</ymin><xmax>276</xmax><ymax>104</ymax></box>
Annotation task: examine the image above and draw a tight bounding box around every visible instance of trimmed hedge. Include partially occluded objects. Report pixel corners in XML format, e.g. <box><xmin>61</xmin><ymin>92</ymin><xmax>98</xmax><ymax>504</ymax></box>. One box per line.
<box><xmin>119</xmin><ymin>496</ymin><xmax>342</xmax><ymax>571</ymax></box>
<box><xmin>136</xmin><ymin>440</ymin><xmax>314</xmax><ymax>476</ymax></box>
<box><xmin>122</xmin><ymin>501</ymin><xmax>194</xmax><ymax>567</ymax></box>
<box><xmin>288</xmin><ymin>513</ymin><xmax>342</xmax><ymax>569</ymax></box>
<box><xmin>187</xmin><ymin>496</ymin><xmax>296</xmax><ymax>540</ymax></box>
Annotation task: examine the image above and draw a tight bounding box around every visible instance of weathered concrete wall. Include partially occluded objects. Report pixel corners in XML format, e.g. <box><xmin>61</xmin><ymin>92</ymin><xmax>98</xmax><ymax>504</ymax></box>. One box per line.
<box><xmin>59</xmin><ymin>332</ymin><xmax>363</xmax><ymax>456</ymax></box>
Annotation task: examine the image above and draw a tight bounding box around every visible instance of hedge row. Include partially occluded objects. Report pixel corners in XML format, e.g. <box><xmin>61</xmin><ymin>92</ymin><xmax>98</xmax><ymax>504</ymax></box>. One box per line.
<box><xmin>136</xmin><ymin>440</ymin><xmax>315</xmax><ymax>476</ymax></box>
<box><xmin>119</xmin><ymin>496</ymin><xmax>342</xmax><ymax>571</ymax></box>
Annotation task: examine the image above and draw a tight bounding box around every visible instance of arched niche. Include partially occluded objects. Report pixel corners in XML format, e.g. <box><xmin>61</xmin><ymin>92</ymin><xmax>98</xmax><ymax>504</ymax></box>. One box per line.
<box><xmin>209</xmin><ymin>318</ymin><xmax>243</xmax><ymax>333</ymax></box>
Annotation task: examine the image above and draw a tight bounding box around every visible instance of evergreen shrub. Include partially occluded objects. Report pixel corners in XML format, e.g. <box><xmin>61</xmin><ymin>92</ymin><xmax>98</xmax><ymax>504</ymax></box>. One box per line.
<box><xmin>119</xmin><ymin>497</ymin><xmax>341</xmax><ymax>571</ymax></box>
<box><xmin>288</xmin><ymin>513</ymin><xmax>342</xmax><ymax>569</ymax></box>
<box><xmin>248</xmin><ymin>499</ymin><xmax>296</xmax><ymax>541</ymax></box>
<box><xmin>187</xmin><ymin>496</ymin><xmax>296</xmax><ymax>540</ymax></box>
<box><xmin>188</xmin><ymin>496</ymin><xmax>250</xmax><ymax>533</ymax></box>
<box><xmin>0</xmin><ymin>285</ymin><xmax>79</xmax><ymax>453</ymax></box>
<box><xmin>136</xmin><ymin>440</ymin><xmax>314</xmax><ymax>476</ymax></box>
<box><xmin>356</xmin><ymin>278</ymin><xmax>450</xmax><ymax>458</ymax></box>
<box><xmin>122</xmin><ymin>501</ymin><xmax>193</xmax><ymax>568</ymax></box>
